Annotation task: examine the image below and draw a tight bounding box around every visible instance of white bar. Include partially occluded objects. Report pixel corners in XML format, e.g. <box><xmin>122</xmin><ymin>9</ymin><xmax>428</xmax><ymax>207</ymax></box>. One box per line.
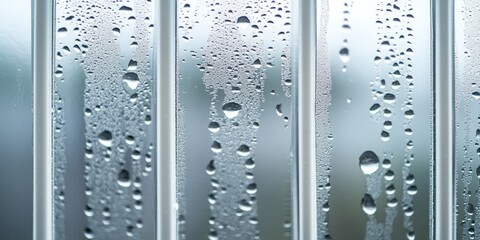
<box><xmin>156</xmin><ymin>0</ymin><xmax>176</xmax><ymax>239</ymax></box>
<box><xmin>294</xmin><ymin>0</ymin><xmax>317</xmax><ymax>239</ymax></box>
<box><xmin>32</xmin><ymin>0</ymin><xmax>54</xmax><ymax>239</ymax></box>
<box><xmin>434</xmin><ymin>0</ymin><xmax>454</xmax><ymax>239</ymax></box>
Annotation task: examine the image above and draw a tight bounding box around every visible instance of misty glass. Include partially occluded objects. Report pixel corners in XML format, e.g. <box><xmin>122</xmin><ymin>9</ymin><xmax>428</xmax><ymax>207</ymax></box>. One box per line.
<box><xmin>0</xmin><ymin>0</ymin><xmax>33</xmax><ymax>239</ymax></box>
<box><xmin>176</xmin><ymin>0</ymin><xmax>294</xmax><ymax>239</ymax></box>
<box><xmin>455</xmin><ymin>1</ymin><xmax>480</xmax><ymax>239</ymax></box>
<box><xmin>53</xmin><ymin>1</ymin><xmax>156</xmax><ymax>239</ymax></box>
<box><xmin>318</xmin><ymin>1</ymin><xmax>433</xmax><ymax>239</ymax></box>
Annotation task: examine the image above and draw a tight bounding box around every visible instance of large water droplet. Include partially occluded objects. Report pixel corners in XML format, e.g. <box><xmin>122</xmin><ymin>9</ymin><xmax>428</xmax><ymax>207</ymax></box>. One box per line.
<box><xmin>359</xmin><ymin>151</ymin><xmax>380</xmax><ymax>175</ymax></box>
<box><xmin>237</xmin><ymin>16</ymin><xmax>250</xmax><ymax>28</ymax></box>
<box><xmin>98</xmin><ymin>130</ymin><xmax>113</xmax><ymax>147</ymax></box>
<box><xmin>123</xmin><ymin>72</ymin><xmax>140</xmax><ymax>91</ymax></box>
<box><xmin>206</xmin><ymin>160</ymin><xmax>215</xmax><ymax>175</ymax></box>
<box><xmin>361</xmin><ymin>194</ymin><xmax>376</xmax><ymax>215</ymax></box>
<box><xmin>222</xmin><ymin>102</ymin><xmax>242</xmax><ymax>118</ymax></box>
<box><xmin>239</xmin><ymin>199</ymin><xmax>252</xmax><ymax>211</ymax></box>
<box><xmin>117</xmin><ymin>169</ymin><xmax>131</xmax><ymax>187</ymax></box>
<box><xmin>252</xmin><ymin>59</ymin><xmax>262</xmax><ymax>68</ymax></box>
<box><xmin>211</xmin><ymin>141</ymin><xmax>222</xmax><ymax>153</ymax></box>
<box><xmin>237</xmin><ymin>144</ymin><xmax>251</xmax><ymax>156</ymax></box>
<box><xmin>208</xmin><ymin>122</ymin><xmax>220</xmax><ymax>133</ymax></box>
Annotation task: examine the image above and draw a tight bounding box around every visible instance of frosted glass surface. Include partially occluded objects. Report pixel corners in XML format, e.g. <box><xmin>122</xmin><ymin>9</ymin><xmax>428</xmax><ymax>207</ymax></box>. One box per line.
<box><xmin>53</xmin><ymin>1</ymin><xmax>156</xmax><ymax>239</ymax></box>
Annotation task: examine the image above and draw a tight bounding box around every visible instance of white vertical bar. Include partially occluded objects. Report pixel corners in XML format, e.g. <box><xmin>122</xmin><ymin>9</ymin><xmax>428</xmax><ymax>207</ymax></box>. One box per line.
<box><xmin>294</xmin><ymin>0</ymin><xmax>317</xmax><ymax>239</ymax></box>
<box><xmin>156</xmin><ymin>0</ymin><xmax>176</xmax><ymax>239</ymax></box>
<box><xmin>434</xmin><ymin>0</ymin><xmax>454</xmax><ymax>239</ymax></box>
<box><xmin>33</xmin><ymin>0</ymin><xmax>54</xmax><ymax>239</ymax></box>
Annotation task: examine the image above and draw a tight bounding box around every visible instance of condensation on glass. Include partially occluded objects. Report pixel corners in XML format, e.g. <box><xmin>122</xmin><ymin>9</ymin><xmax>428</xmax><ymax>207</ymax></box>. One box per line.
<box><xmin>53</xmin><ymin>1</ymin><xmax>156</xmax><ymax>239</ymax></box>
<box><xmin>177</xmin><ymin>0</ymin><xmax>294</xmax><ymax>239</ymax></box>
<box><xmin>455</xmin><ymin>1</ymin><xmax>480</xmax><ymax>239</ymax></box>
<box><xmin>318</xmin><ymin>0</ymin><xmax>433</xmax><ymax>239</ymax></box>
<box><xmin>0</xmin><ymin>0</ymin><xmax>33</xmax><ymax>239</ymax></box>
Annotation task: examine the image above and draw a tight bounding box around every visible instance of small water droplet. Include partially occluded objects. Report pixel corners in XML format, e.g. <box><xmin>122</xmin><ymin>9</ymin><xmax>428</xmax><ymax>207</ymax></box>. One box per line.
<box><xmin>359</xmin><ymin>151</ymin><xmax>380</xmax><ymax>175</ymax></box>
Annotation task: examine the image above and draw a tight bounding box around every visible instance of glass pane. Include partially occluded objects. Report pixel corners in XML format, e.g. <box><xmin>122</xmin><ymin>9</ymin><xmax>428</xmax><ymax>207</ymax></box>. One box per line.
<box><xmin>318</xmin><ymin>1</ymin><xmax>433</xmax><ymax>239</ymax></box>
<box><xmin>0</xmin><ymin>0</ymin><xmax>33</xmax><ymax>239</ymax></box>
<box><xmin>455</xmin><ymin>1</ymin><xmax>480</xmax><ymax>239</ymax></box>
<box><xmin>176</xmin><ymin>0</ymin><xmax>294</xmax><ymax>239</ymax></box>
<box><xmin>53</xmin><ymin>1</ymin><xmax>156</xmax><ymax>239</ymax></box>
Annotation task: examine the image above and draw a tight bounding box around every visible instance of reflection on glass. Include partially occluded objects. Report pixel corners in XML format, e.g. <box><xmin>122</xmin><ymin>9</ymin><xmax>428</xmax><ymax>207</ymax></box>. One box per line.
<box><xmin>177</xmin><ymin>0</ymin><xmax>294</xmax><ymax>239</ymax></box>
<box><xmin>319</xmin><ymin>0</ymin><xmax>432</xmax><ymax>239</ymax></box>
<box><xmin>53</xmin><ymin>1</ymin><xmax>156</xmax><ymax>239</ymax></box>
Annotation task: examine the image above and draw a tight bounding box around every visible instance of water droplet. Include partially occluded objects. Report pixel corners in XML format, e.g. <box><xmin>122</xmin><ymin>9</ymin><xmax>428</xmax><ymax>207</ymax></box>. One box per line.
<box><xmin>127</xmin><ymin>60</ymin><xmax>138</xmax><ymax>71</ymax></box>
<box><xmin>58</xmin><ymin>27</ymin><xmax>68</xmax><ymax>37</ymax></box>
<box><xmin>275</xmin><ymin>104</ymin><xmax>283</xmax><ymax>116</ymax></box>
<box><xmin>245</xmin><ymin>158</ymin><xmax>255</xmax><ymax>169</ymax></box>
<box><xmin>405</xmin><ymin>109</ymin><xmax>415</xmax><ymax>119</ymax></box>
<box><xmin>359</xmin><ymin>151</ymin><xmax>380</xmax><ymax>175</ymax></box>
<box><xmin>208</xmin><ymin>122</ymin><xmax>220</xmax><ymax>133</ymax></box>
<box><xmin>239</xmin><ymin>199</ymin><xmax>252</xmax><ymax>211</ymax></box>
<box><xmin>246</xmin><ymin>183</ymin><xmax>257</xmax><ymax>194</ymax></box>
<box><xmin>206</xmin><ymin>160</ymin><xmax>215</xmax><ymax>175</ymax></box>
<box><xmin>407</xmin><ymin>185</ymin><xmax>417</xmax><ymax>195</ymax></box>
<box><xmin>237</xmin><ymin>144</ymin><xmax>251</xmax><ymax>156</ymax></box>
<box><xmin>339</xmin><ymin>47</ymin><xmax>350</xmax><ymax>63</ymax></box>
<box><xmin>361</xmin><ymin>194</ymin><xmax>376</xmax><ymax>215</ymax></box>
<box><xmin>211</xmin><ymin>141</ymin><xmax>222</xmax><ymax>153</ymax></box>
<box><xmin>98</xmin><ymin>130</ymin><xmax>113</xmax><ymax>147</ymax></box>
<box><xmin>369</xmin><ymin>103</ymin><xmax>381</xmax><ymax>114</ymax></box>
<box><xmin>387</xmin><ymin>198</ymin><xmax>398</xmax><ymax>207</ymax></box>
<box><xmin>237</xmin><ymin>16</ymin><xmax>250</xmax><ymax>28</ymax></box>
<box><xmin>252</xmin><ymin>59</ymin><xmax>262</xmax><ymax>68</ymax></box>
<box><xmin>123</xmin><ymin>72</ymin><xmax>140</xmax><ymax>91</ymax></box>
<box><xmin>119</xmin><ymin>6</ymin><xmax>132</xmax><ymax>11</ymax></box>
<box><xmin>84</xmin><ymin>227</ymin><xmax>94</xmax><ymax>239</ymax></box>
<box><xmin>222</xmin><ymin>102</ymin><xmax>242</xmax><ymax>118</ymax></box>
<box><xmin>467</xmin><ymin>203</ymin><xmax>474</xmax><ymax>215</ymax></box>
<box><xmin>117</xmin><ymin>169</ymin><xmax>131</xmax><ymax>187</ymax></box>
<box><xmin>383</xmin><ymin>93</ymin><xmax>396</xmax><ymax>104</ymax></box>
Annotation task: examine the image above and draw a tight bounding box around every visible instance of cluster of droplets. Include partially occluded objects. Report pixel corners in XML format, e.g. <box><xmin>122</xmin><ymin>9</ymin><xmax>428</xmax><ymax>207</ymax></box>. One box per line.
<box><xmin>315</xmin><ymin>0</ymin><xmax>333</xmax><ymax>238</ymax></box>
<box><xmin>177</xmin><ymin>0</ymin><xmax>293</xmax><ymax>239</ymax></box>
<box><xmin>363</xmin><ymin>0</ymin><xmax>417</xmax><ymax>239</ymax></box>
<box><xmin>458</xmin><ymin>0</ymin><xmax>480</xmax><ymax>239</ymax></box>
<box><xmin>54</xmin><ymin>0</ymin><xmax>155</xmax><ymax>239</ymax></box>
<box><xmin>338</xmin><ymin>1</ymin><xmax>354</xmax><ymax>72</ymax></box>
